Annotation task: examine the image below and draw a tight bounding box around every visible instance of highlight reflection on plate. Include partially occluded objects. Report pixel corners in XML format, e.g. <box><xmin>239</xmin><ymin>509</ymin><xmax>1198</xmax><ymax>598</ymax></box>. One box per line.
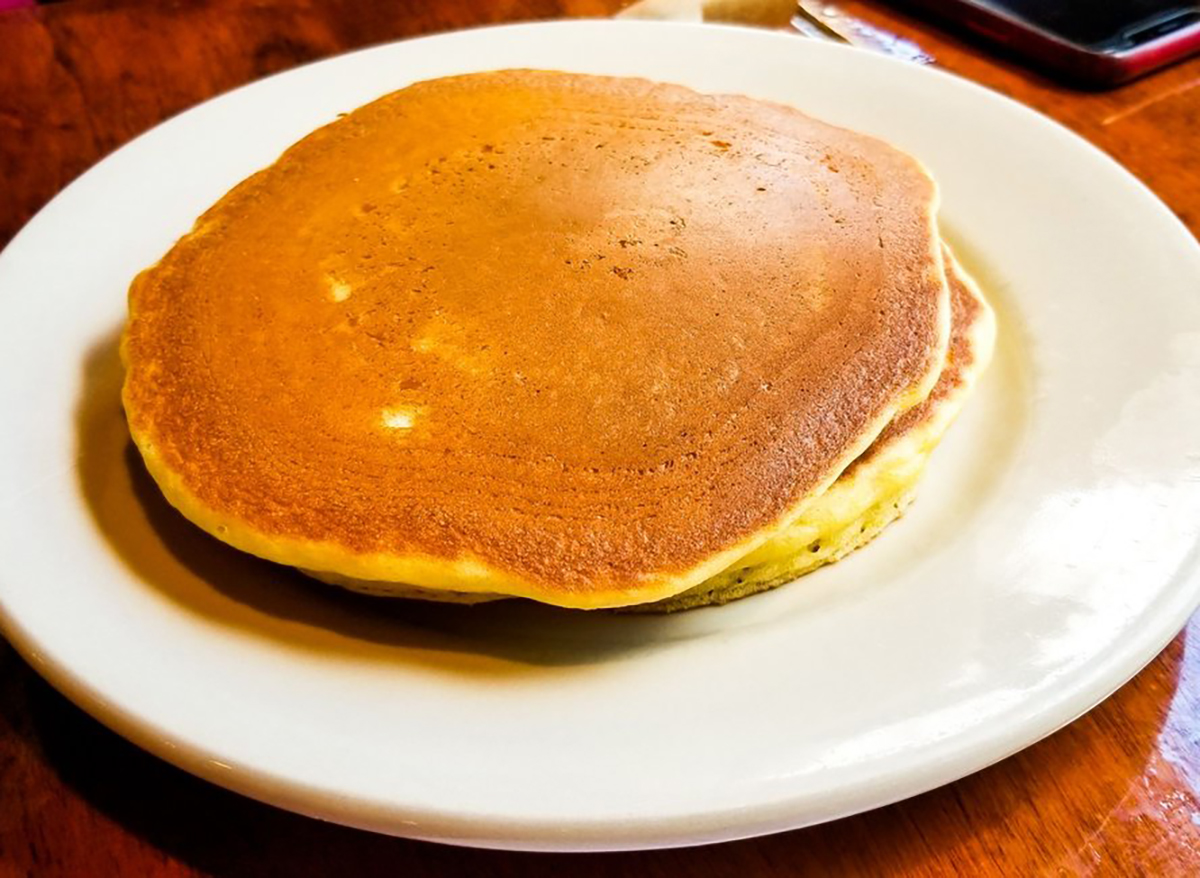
<box><xmin>1</xmin><ymin>20</ymin><xmax>1199</xmax><ymax>852</ymax></box>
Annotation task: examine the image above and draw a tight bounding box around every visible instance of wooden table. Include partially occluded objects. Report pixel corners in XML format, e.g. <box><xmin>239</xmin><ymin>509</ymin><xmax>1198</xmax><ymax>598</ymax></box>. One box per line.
<box><xmin>2</xmin><ymin>1</ymin><xmax>1199</xmax><ymax>874</ymax></box>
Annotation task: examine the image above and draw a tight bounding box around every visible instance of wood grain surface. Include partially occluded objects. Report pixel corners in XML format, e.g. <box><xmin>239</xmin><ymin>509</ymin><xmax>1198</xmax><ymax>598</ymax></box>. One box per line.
<box><xmin>2</xmin><ymin>1</ymin><xmax>1199</xmax><ymax>875</ymax></box>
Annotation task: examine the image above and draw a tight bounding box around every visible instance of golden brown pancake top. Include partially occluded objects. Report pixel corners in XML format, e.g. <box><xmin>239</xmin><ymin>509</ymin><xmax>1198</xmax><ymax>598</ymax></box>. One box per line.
<box><xmin>123</xmin><ymin>70</ymin><xmax>946</xmax><ymax>595</ymax></box>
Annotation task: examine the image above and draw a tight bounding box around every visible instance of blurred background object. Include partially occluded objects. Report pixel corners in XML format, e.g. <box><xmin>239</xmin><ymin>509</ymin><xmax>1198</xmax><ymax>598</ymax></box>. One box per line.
<box><xmin>618</xmin><ymin>0</ymin><xmax>1200</xmax><ymax>84</ymax></box>
<box><xmin>617</xmin><ymin>0</ymin><xmax>934</xmax><ymax>61</ymax></box>
<box><xmin>891</xmin><ymin>0</ymin><xmax>1200</xmax><ymax>86</ymax></box>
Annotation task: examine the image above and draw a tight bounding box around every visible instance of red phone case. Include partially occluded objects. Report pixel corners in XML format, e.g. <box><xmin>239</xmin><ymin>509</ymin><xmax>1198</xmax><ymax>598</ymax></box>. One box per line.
<box><xmin>902</xmin><ymin>0</ymin><xmax>1200</xmax><ymax>86</ymax></box>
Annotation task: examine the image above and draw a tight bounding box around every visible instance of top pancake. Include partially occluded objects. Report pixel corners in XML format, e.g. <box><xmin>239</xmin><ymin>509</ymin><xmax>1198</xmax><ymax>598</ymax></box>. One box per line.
<box><xmin>122</xmin><ymin>69</ymin><xmax>950</xmax><ymax>608</ymax></box>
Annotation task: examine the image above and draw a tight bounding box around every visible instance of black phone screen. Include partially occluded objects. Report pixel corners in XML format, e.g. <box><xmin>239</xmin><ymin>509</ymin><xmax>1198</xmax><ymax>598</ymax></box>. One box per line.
<box><xmin>979</xmin><ymin>1</ymin><xmax>1200</xmax><ymax>49</ymax></box>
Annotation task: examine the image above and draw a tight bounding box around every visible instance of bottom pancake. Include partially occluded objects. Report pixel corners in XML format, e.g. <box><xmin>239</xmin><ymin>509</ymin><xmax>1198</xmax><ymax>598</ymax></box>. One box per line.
<box><xmin>629</xmin><ymin>486</ymin><xmax>919</xmax><ymax>612</ymax></box>
<box><xmin>304</xmin><ymin>246</ymin><xmax>995</xmax><ymax>611</ymax></box>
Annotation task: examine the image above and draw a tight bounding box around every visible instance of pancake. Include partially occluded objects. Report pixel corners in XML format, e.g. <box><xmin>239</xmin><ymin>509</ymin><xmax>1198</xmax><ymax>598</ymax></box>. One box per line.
<box><xmin>122</xmin><ymin>70</ymin><xmax>951</xmax><ymax>610</ymax></box>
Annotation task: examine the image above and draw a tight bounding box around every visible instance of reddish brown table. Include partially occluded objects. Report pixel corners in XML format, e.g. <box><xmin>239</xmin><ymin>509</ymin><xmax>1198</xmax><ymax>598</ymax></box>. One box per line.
<box><xmin>2</xmin><ymin>1</ymin><xmax>1200</xmax><ymax>874</ymax></box>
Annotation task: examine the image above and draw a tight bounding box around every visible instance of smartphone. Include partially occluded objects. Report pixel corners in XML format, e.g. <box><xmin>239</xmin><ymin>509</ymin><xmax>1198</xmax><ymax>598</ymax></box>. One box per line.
<box><xmin>897</xmin><ymin>1</ymin><xmax>1200</xmax><ymax>86</ymax></box>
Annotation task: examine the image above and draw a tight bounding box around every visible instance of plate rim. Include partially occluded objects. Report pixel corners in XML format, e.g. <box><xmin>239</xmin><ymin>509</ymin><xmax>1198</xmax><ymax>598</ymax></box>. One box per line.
<box><xmin>2</xmin><ymin>18</ymin><xmax>1200</xmax><ymax>852</ymax></box>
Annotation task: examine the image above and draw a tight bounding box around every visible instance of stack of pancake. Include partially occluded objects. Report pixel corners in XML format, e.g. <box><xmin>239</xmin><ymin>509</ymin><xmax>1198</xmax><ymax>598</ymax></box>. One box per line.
<box><xmin>122</xmin><ymin>70</ymin><xmax>994</xmax><ymax>612</ymax></box>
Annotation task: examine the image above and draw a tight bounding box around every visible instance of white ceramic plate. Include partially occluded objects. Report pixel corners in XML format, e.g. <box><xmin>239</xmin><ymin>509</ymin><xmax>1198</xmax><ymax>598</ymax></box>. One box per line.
<box><xmin>1</xmin><ymin>20</ymin><xmax>1199</xmax><ymax>852</ymax></box>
